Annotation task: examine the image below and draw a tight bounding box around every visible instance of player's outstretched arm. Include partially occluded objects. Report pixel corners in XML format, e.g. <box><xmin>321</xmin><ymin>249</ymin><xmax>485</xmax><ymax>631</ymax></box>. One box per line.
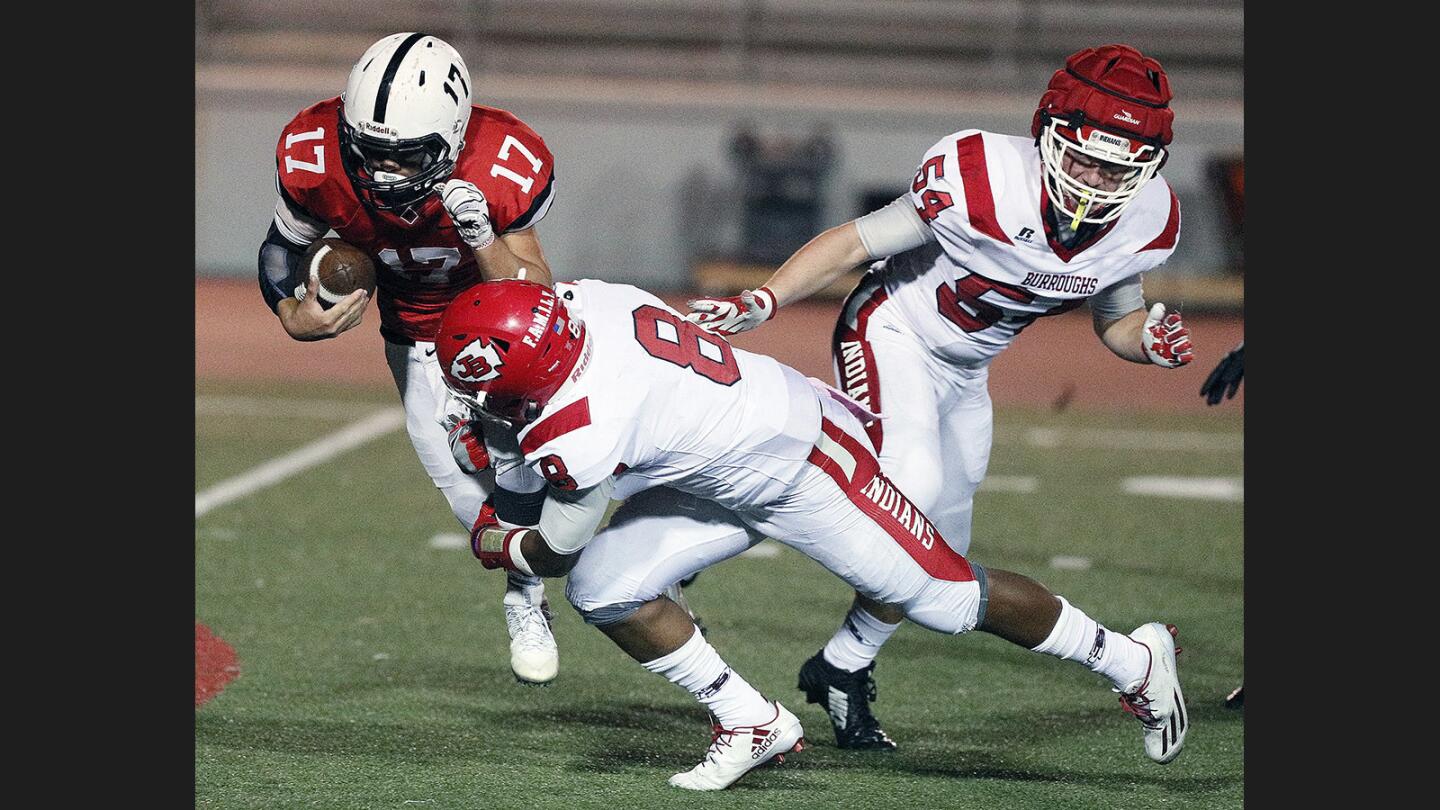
<box><xmin>439</xmin><ymin>178</ymin><xmax>554</xmax><ymax>287</ymax></box>
<box><xmin>1093</xmin><ymin>307</ymin><xmax>1152</xmax><ymax>364</ymax></box>
<box><xmin>1094</xmin><ymin>303</ymin><xmax>1193</xmax><ymax>367</ymax></box>
<box><xmin>687</xmin><ymin>221</ymin><xmax>869</xmax><ymax>337</ymax></box>
<box><xmin>688</xmin><ymin>195</ymin><xmax>933</xmax><ymax>336</ymax></box>
<box><xmin>473</xmin><ymin>477</ymin><xmax>614</xmax><ymax>577</ymax></box>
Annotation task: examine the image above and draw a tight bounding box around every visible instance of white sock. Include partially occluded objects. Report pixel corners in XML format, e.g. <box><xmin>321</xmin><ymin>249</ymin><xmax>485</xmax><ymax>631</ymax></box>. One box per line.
<box><xmin>642</xmin><ymin>627</ymin><xmax>773</xmax><ymax>728</ymax></box>
<box><xmin>822</xmin><ymin>604</ymin><xmax>901</xmax><ymax>673</ymax></box>
<box><xmin>1031</xmin><ymin>597</ymin><xmax>1150</xmax><ymax>691</ymax></box>
<box><xmin>505</xmin><ymin>571</ymin><xmax>544</xmax><ymax>605</ymax></box>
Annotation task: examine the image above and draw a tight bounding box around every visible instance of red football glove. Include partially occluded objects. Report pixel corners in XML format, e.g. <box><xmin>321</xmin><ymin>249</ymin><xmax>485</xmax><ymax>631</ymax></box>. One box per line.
<box><xmin>685</xmin><ymin>286</ymin><xmax>777</xmax><ymax>336</ymax></box>
<box><xmin>447</xmin><ymin>419</ymin><xmax>491</xmax><ymax>474</ymax></box>
<box><xmin>1140</xmin><ymin>303</ymin><xmax>1194</xmax><ymax>368</ymax></box>
<box><xmin>470</xmin><ymin>501</ymin><xmax>528</xmax><ymax>571</ymax></box>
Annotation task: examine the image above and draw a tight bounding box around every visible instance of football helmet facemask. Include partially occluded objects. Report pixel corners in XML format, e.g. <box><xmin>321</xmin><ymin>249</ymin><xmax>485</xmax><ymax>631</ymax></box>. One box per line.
<box><xmin>436</xmin><ymin>280</ymin><xmax>588</xmax><ymax>426</ymax></box>
<box><xmin>339</xmin><ymin>32</ymin><xmax>472</xmax><ymax>216</ymax></box>
<box><xmin>1032</xmin><ymin>44</ymin><xmax>1174</xmax><ymax>226</ymax></box>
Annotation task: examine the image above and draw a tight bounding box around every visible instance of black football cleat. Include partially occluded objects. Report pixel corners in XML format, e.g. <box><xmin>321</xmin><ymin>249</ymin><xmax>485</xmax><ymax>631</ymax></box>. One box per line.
<box><xmin>796</xmin><ymin>651</ymin><xmax>897</xmax><ymax>751</ymax></box>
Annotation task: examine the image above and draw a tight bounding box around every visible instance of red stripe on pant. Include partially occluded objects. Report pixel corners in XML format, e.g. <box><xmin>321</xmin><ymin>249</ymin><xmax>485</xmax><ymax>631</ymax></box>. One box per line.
<box><xmin>807</xmin><ymin>417</ymin><xmax>975</xmax><ymax>582</ymax></box>
<box><xmin>832</xmin><ymin>283</ymin><xmax>888</xmax><ymax>453</ymax></box>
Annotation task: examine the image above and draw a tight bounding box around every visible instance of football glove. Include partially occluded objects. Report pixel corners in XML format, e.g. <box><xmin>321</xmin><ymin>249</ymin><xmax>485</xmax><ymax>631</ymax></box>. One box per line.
<box><xmin>1200</xmin><ymin>341</ymin><xmax>1244</xmax><ymax>405</ymax></box>
<box><xmin>470</xmin><ymin>500</ymin><xmax>530</xmax><ymax>572</ymax></box>
<box><xmin>439</xmin><ymin>179</ymin><xmax>496</xmax><ymax>250</ymax></box>
<box><xmin>1140</xmin><ymin>303</ymin><xmax>1194</xmax><ymax>368</ymax></box>
<box><xmin>447</xmin><ymin>419</ymin><xmax>491</xmax><ymax>475</ymax></box>
<box><xmin>685</xmin><ymin>286</ymin><xmax>777</xmax><ymax>336</ymax></box>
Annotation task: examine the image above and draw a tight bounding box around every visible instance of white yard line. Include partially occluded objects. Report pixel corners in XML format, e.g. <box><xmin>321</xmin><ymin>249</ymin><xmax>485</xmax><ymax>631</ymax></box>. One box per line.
<box><xmin>999</xmin><ymin>426</ymin><xmax>1243</xmax><ymax>453</ymax></box>
<box><xmin>428</xmin><ymin>533</ymin><xmax>470</xmax><ymax>550</ymax></box>
<box><xmin>195</xmin><ymin>407</ymin><xmax>406</xmax><ymax>518</ymax></box>
<box><xmin>1121</xmin><ymin>476</ymin><xmax>1244</xmax><ymax>503</ymax></box>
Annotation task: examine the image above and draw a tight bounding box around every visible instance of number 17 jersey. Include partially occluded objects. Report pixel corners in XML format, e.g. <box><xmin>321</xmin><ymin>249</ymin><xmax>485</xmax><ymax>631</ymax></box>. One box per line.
<box><xmin>274</xmin><ymin>98</ymin><xmax>556</xmax><ymax>343</ymax></box>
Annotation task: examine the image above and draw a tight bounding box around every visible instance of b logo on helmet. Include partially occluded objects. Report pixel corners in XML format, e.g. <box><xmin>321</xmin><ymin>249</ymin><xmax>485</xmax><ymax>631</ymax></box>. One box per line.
<box><xmin>451</xmin><ymin>338</ymin><xmax>505</xmax><ymax>383</ymax></box>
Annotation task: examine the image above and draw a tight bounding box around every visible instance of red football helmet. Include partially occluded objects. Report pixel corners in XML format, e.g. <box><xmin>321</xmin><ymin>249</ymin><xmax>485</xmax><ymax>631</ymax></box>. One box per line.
<box><xmin>1031</xmin><ymin>44</ymin><xmax>1174</xmax><ymax>226</ymax></box>
<box><xmin>435</xmin><ymin>280</ymin><xmax>587</xmax><ymax>424</ymax></box>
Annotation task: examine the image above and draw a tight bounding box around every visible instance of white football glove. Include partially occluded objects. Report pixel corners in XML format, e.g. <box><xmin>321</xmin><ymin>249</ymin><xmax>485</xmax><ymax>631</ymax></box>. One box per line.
<box><xmin>1140</xmin><ymin>303</ymin><xmax>1194</xmax><ymax>368</ymax></box>
<box><xmin>439</xmin><ymin>178</ymin><xmax>496</xmax><ymax>250</ymax></box>
<box><xmin>685</xmin><ymin>286</ymin><xmax>777</xmax><ymax>336</ymax></box>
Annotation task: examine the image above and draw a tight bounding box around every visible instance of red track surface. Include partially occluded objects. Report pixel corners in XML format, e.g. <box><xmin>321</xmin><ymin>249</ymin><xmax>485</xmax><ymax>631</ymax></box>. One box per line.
<box><xmin>198</xmin><ymin>279</ymin><xmax>1243</xmax><ymax>412</ymax></box>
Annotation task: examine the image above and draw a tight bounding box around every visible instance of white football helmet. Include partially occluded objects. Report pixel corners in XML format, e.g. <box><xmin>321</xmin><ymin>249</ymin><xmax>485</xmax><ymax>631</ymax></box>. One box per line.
<box><xmin>339</xmin><ymin>33</ymin><xmax>472</xmax><ymax>214</ymax></box>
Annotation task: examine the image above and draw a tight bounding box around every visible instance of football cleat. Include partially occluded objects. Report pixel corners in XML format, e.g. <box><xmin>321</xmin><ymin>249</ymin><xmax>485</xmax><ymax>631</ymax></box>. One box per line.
<box><xmin>668</xmin><ymin>701</ymin><xmax>805</xmax><ymax>791</ymax></box>
<box><xmin>504</xmin><ymin>586</ymin><xmax>558</xmax><ymax>685</ymax></box>
<box><xmin>796</xmin><ymin>651</ymin><xmax>897</xmax><ymax>751</ymax></box>
<box><xmin>1118</xmin><ymin>622</ymin><xmax>1188</xmax><ymax>764</ymax></box>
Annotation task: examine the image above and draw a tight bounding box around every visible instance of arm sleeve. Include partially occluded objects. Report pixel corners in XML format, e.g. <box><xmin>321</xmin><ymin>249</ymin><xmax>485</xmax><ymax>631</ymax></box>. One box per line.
<box><xmin>480</xmin><ymin>413</ymin><xmax>550</xmax><ymax>497</ymax></box>
<box><xmin>853</xmin><ymin>195</ymin><xmax>936</xmax><ymax>259</ymax></box>
<box><xmin>258</xmin><ymin>186</ymin><xmax>330</xmax><ymax>315</ymax></box>
<box><xmin>257</xmin><ymin>222</ymin><xmax>307</xmax><ymax>315</ymax></box>
<box><xmin>1088</xmin><ymin>274</ymin><xmax>1146</xmax><ymax>322</ymax></box>
<box><xmin>536</xmin><ymin>476</ymin><xmax>616</xmax><ymax>554</ymax></box>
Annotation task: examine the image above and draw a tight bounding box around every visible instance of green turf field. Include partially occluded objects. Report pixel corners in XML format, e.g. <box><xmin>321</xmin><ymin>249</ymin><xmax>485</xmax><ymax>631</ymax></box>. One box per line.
<box><xmin>196</xmin><ymin>379</ymin><xmax>1243</xmax><ymax>808</ymax></box>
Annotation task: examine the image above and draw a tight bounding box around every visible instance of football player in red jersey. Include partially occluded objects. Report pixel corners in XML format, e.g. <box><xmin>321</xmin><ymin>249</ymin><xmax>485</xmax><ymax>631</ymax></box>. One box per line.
<box><xmin>687</xmin><ymin>44</ymin><xmax>1195</xmax><ymax>750</ymax></box>
<box><xmin>257</xmin><ymin>33</ymin><xmax>561</xmax><ymax>684</ymax></box>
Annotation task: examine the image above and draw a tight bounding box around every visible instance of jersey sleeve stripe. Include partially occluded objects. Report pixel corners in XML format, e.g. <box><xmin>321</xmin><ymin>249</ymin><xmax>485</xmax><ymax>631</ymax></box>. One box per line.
<box><xmin>507</xmin><ymin>171</ymin><xmax>556</xmax><ymax>232</ymax></box>
<box><xmin>954</xmin><ymin>134</ymin><xmax>1013</xmax><ymax>245</ymax></box>
<box><xmin>1137</xmin><ymin>188</ymin><xmax>1181</xmax><ymax>252</ymax></box>
<box><xmin>519</xmin><ymin>396</ymin><xmax>591</xmax><ymax>455</ymax></box>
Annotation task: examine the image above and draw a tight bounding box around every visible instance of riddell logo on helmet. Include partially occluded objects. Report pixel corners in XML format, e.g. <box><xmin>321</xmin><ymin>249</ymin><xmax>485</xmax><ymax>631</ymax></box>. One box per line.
<box><xmin>358</xmin><ymin>121</ymin><xmax>398</xmax><ymax>137</ymax></box>
<box><xmin>1113</xmin><ymin>109</ymin><xmax>1142</xmax><ymax>126</ymax></box>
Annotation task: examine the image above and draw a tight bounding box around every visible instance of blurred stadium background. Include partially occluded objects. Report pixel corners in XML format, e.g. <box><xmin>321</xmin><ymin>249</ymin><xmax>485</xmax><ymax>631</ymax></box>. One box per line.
<box><xmin>196</xmin><ymin>3</ymin><xmax>1242</xmax><ymax>805</ymax></box>
<box><xmin>196</xmin><ymin>0</ymin><xmax>1243</xmax><ymax>300</ymax></box>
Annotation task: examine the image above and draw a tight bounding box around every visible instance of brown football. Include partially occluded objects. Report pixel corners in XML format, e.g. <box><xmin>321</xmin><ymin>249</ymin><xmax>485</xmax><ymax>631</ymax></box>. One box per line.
<box><xmin>298</xmin><ymin>238</ymin><xmax>377</xmax><ymax>309</ymax></box>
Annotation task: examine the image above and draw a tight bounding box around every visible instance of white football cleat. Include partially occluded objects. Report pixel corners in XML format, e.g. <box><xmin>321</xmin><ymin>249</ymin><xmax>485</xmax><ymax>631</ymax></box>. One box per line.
<box><xmin>668</xmin><ymin>701</ymin><xmax>806</xmax><ymax>791</ymax></box>
<box><xmin>1118</xmin><ymin>622</ymin><xmax>1188</xmax><ymax>764</ymax></box>
<box><xmin>504</xmin><ymin>586</ymin><xmax>558</xmax><ymax>685</ymax></box>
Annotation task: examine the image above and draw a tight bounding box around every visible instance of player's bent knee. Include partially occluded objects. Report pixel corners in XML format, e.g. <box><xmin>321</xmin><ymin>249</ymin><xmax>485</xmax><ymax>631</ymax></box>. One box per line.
<box><xmin>573</xmin><ymin>600</ymin><xmax>647</xmax><ymax>627</ymax></box>
<box><xmin>901</xmin><ymin>562</ymin><xmax>990</xmax><ymax>635</ymax></box>
<box><xmin>885</xmin><ymin>452</ymin><xmax>946</xmax><ymax>515</ymax></box>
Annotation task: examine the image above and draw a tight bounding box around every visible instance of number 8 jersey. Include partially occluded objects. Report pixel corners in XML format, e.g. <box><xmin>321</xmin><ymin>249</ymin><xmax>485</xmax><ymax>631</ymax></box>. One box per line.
<box><xmin>273</xmin><ymin>97</ymin><xmax>556</xmax><ymax>343</ymax></box>
<box><xmin>517</xmin><ymin>280</ymin><xmax>825</xmax><ymax>512</ymax></box>
<box><xmin>886</xmin><ymin>128</ymin><xmax>1180</xmax><ymax>368</ymax></box>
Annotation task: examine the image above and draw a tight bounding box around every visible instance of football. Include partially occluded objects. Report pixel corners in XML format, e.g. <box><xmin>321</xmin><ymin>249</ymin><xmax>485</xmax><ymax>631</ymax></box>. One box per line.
<box><xmin>296</xmin><ymin>238</ymin><xmax>377</xmax><ymax>309</ymax></box>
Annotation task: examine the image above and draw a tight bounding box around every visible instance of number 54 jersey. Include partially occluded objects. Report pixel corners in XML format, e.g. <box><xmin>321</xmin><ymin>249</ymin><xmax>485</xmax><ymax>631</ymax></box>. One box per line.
<box><xmin>515</xmin><ymin>280</ymin><xmax>825</xmax><ymax>512</ymax></box>
<box><xmin>887</xmin><ymin>128</ymin><xmax>1181</xmax><ymax>368</ymax></box>
<box><xmin>273</xmin><ymin>97</ymin><xmax>556</xmax><ymax>343</ymax></box>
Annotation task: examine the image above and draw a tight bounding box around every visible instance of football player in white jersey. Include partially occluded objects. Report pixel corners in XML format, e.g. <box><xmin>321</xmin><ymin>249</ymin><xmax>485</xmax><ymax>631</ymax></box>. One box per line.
<box><xmin>686</xmin><ymin>43</ymin><xmax>1194</xmax><ymax>749</ymax></box>
<box><xmin>436</xmin><ymin>278</ymin><xmax>1188</xmax><ymax>791</ymax></box>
